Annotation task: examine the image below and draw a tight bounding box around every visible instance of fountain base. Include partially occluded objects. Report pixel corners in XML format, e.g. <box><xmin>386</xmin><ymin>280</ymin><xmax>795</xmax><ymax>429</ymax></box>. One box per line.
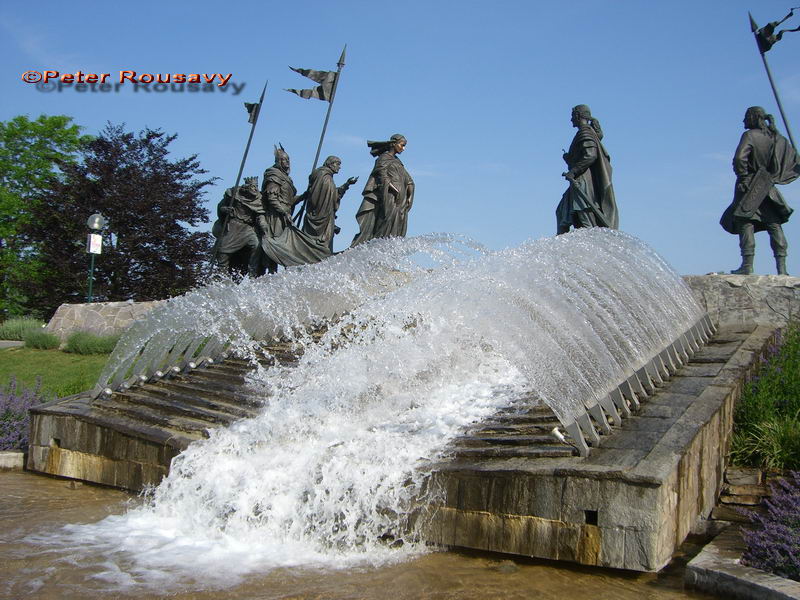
<box><xmin>426</xmin><ymin>323</ymin><xmax>778</xmax><ymax>571</ymax></box>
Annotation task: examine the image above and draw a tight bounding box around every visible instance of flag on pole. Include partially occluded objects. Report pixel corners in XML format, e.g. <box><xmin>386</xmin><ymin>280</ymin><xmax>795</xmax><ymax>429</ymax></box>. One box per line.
<box><xmin>751</xmin><ymin>9</ymin><xmax>800</xmax><ymax>53</ymax></box>
<box><xmin>285</xmin><ymin>67</ymin><xmax>337</xmax><ymax>102</ymax></box>
<box><xmin>244</xmin><ymin>102</ymin><xmax>260</xmax><ymax>124</ymax></box>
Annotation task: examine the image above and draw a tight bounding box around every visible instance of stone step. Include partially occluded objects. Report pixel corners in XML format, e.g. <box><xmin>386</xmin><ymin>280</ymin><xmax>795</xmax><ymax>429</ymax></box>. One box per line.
<box><xmin>451</xmin><ymin>446</ymin><xmax>577</xmax><ymax>459</ymax></box>
<box><xmin>96</xmin><ymin>398</ymin><xmax>215</xmax><ymax>437</ymax></box>
<box><xmin>169</xmin><ymin>372</ymin><xmax>247</xmax><ymax>395</ymax></box>
<box><xmin>468</xmin><ymin>424</ymin><xmax>560</xmax><ymax>435</ymax></box>
<box><xmin>141</xmin><ymin>383</ymin><xmax>260</xmax><ymax>419</ymax></box>
<box><xmin>153</xmin><ymin>380</ymin><xmax>263</xmax><ymax>407</ymax></box>
<box><xmin>456</xmin><ymin>434</ymin><xmax>560</xmax><ymax>447</ymax></box>
<box><xmin>116</xmin><ymin>390</ymin><xmax>240</xmax><ymax>426</ymax></box>
<box><xmin>83</xmin><ymin>405</ymin><xmax>205</xmax><ymax>450</ymax></box>
<box><xmin>481</xmin><ymin>413</ymin><xmax>561</xmax><ymax>426</ymax></box>
<box><xmin>181</xmin><ymin>368</ymin><xmax>245</xmax><ymax>386</ymax></box>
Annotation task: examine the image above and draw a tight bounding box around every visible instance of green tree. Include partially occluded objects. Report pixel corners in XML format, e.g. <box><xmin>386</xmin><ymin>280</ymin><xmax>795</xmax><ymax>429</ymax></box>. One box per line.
<box><xmin>0</xmin><ymin>115</ymin><xmax>91</xmax><ymax>317</ymax></box>
<box><xmin>23</xmin><ymin>124</ymin><xmax>215</xmax><ymax>317</ymax></box>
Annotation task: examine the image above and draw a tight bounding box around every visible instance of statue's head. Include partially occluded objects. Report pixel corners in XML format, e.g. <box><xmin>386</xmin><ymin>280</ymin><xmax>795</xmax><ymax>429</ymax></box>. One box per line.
<box><xmin>744</xmin><ymin>106</ymin><xmax>767</xmax><ymax>130</ymax></box>
<box><xmin>274</xmin><ymin>144</ymin><xmax>290</xmax><ymax>173</ymax></box>
<box><xmin>243</xmin><ymin>176</ymin><xmax>258</xmax><ymax>195</ymax></box>
<box><xmin>324</xmin><ymin>155</ymin><xmax>342</xmax><ymax>173</ymax></box>
<box><xmin>367</xmin><ymin>134</ymin><xmax>408</xmax><ymax>157</ymax></box>
<box><xmin>571</xmin><ymin>104</ymin><xmax>592</xmax><ymax>127</ymax></box>
<box><xmin>390</xmin><ymin>134</ymin><xmax>407</xmax><ymax>154</ymax></box>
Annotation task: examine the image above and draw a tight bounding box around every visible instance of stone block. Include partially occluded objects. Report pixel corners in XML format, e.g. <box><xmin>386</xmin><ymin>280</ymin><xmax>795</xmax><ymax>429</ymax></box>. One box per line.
<box><xmin>723</xmin><ymin>483</ymin><xmax>767</xmax><ymax>497</ymax></box>
<box><xmin>720</xmin><ymin>495</ymin><xmax>763</xmax><ymax>506</ymax></box>
<box><xmin>598</xmin><ymin>526</ymin><xmax>626</xmax><ymax>568</ymax></box>
<box><xmin>426</xmin><ymin>505</ymin><xmax>457</xmax><ymax>545</ymax></box>
<box><xmin>623</xmin><ymin>527</ymin><xmax>658</xmax><ymax>571</ymax></box>
<box><xmin>457</xmin><ymin>475</ymin><xmax>492</xmax><ymax>512</ymax></box>
<box><xmin>583</xmin><ymin>447</ymin><xmax>648</xmax><ymax>469</ymax></box>
<box><xmin>679</xmin><ymin>364</ymin><xmax>723</xmax><ymax>377</ymax></box>
<box><xmin>665</xmin><ymin>376</ymin><xmax>715</xmax><ymax>396</ymax></box>
<box><xmin>711</xmin><ymin>505</ymin><xmax>751</xmax><ymax>522</ymax></box>
<box><xmin>0</xmin><ymin>451</ymin><xmax>24</xmax><ymax>469</ymax></box>
<box><xmin>561</xmin><ymin>476</ymin><xmax>601</xmax><ymax>524</ymax></box>
<box><xmin>555</xmin><ymin>521</ymin><xmax>583</xmax><ymax>562</ymax></box>
<box><xmin>453</xmin><ymin>509</ymin><xmax>490</xmax><ymax>550</ymax></box>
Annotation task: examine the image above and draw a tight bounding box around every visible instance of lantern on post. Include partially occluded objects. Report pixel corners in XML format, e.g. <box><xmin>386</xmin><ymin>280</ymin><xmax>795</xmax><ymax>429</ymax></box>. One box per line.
<box><xmin>86</xmin><ymin>213</ymin><xmax>106</xmax><ymax>303</ymax></box>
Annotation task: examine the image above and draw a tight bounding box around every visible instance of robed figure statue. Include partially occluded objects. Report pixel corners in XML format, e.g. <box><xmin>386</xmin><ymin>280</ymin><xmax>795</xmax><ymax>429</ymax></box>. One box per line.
<box><xmin>261</xmin><ymin>152</ymin><xmax>357</xmax><ymax>268</ymax></box>
<box><xmin>212</xmin><ymin>176</ymin><xmax>267</xmax><ymax>277</ymax></box>
<box><xmin>720</xmin><ymin>106</ymin><xmax>800</xmax><ymax>275</ymax></box>
<box><xmin>351</xmin><ymin>134</ymin><xmax>415</xmax><ymax>246</ymax></box>
<box><xmin>302</xmin><ymin>156</ymin><xmax>358</xmax><ymax>251</ymax></box>
<box><xmin>260</xmin><ymin>145</ymin><xmax>304</xmax><ymax>274</ymax></box>
<box><xmin>556</xmin><ymin>105</ymin><xmax>618</xmax><ymax>234</ymax></box>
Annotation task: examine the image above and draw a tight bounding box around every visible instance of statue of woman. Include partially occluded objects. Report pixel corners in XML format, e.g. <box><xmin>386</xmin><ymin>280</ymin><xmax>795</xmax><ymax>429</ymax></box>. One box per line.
<box><xmin>351</xmin><ymin>134</ymin><xmax>415</xmax><ymax>246</ymax></box>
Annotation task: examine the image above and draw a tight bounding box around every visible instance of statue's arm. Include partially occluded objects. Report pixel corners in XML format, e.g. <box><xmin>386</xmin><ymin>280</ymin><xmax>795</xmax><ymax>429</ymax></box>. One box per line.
<box><xmin>733</xmin><ymin>133</ymin><xmax>754</xmax><ymax>191</ymax></box>
<box><xmin>265</xmin><ymin>181</ymin><xmax>291</xmax><ymax>222</ymax></box>
<box><xmin>566</xmin><ymin>141</ymin><xmax>598</xmax><ymax>178</ymax></box>
<box><xmin>292</xmin><ymin>190</ymin><xmax>307</xmax><ymax>210</ymax></box>
<box><xmin>217</xmin><ymin>190</ymin><xmax>233</xmax><ymax>217</ymax></box>
<box><xmin>337</xmin><ymin>176</ymin><xmax>359</xmax><ymax>198</ymax></box>
<box><xmin>405</xmin><ymin>177</ymin><xmax>415</xmax><ymax>211</ymax></box>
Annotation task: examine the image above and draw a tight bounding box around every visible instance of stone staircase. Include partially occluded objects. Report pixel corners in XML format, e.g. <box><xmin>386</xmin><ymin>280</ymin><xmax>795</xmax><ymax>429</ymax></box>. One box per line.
<box><xmin>453</xmin><ymin>403</ymin><xmax>576</xmax><ymax>459</ymax></box>
<box><xmin>29</xmin><ymin>319</ymin><xmax>719</xmax><ymax>490</ymax></box>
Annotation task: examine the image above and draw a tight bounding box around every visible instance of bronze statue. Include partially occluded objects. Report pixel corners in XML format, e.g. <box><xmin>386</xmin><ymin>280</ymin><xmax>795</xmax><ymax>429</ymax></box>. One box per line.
<box><xmin>212</xmin><ymin>176</ymin><xmax>267</xmax><ymax>277</ymax></box>
<box><xmin>721</xmin><ymin>106</ymin><xmax>800</xmax><ymax>275</ymax></box>
<box><xmin>259</xmin><ymin>150</ymin><xmax>346</xmax><ymax>270</ymax></box>
<box><xmin>555</xmin><ymin>105</ymin><xmax>618</xmax><ymax>234</ymax></box>
<box><xmin>351</xmin><ymin>134</ymin><xmax>415</xmax><ymax>246</ymax></box>
<box><xmin>302</xmin><ymin>156</ymin><xmax>358</xmax><ymax>250</ymax></box>
<box><xmin>260</xmin><ymin>145</ymin><xmax>304</xmax><ymax>274</ymax></box>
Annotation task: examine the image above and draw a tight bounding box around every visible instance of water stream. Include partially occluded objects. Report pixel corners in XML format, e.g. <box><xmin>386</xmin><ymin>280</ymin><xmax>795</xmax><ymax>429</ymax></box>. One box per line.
<box><xmin>11</xmin><ymin>230</ymin><xmax>704</xmax><ymax>595</ymax></box>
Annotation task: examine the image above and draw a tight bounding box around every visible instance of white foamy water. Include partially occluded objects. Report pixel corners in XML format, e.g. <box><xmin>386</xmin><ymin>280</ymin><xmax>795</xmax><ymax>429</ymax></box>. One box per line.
<box><xmin>27</xmin><ymin>230</ymin><xmax>703</xmax><ymax>593</ymax></box>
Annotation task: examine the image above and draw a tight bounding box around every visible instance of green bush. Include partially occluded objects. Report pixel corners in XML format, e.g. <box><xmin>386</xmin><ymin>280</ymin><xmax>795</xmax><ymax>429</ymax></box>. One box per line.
<box><xmin>732</xmin><ymin>323</ymin><xmax>800</xmax><ymax>470</ymax></box>
<box><xmin>0</xmin><ymin>318</ymin><xmax>46</xmax><ymax>341</ymax></box>
<box><xmin>23</xmin><ymin>329</ymin><xmax>61</xmax><ymax>350</ymax></box>
<box><xmin>64</xmin><ymin>331</ymin><xmax>121</xmax><ymax>355</ymax></box>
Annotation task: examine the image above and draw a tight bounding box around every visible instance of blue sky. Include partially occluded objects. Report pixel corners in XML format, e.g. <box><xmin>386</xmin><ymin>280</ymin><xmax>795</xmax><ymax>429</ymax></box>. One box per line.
<box><xmin>3</xmin><ymin>0</ymin><xmax>799</xmax><ymax>275</ymax></box>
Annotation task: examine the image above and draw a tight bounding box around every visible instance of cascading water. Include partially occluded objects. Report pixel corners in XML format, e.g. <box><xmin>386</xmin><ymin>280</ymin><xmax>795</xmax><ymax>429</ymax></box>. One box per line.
<box><xmin>29</xmin><ymin>229</ymin><xmax>703</xmax><ymax>593</ymax></box>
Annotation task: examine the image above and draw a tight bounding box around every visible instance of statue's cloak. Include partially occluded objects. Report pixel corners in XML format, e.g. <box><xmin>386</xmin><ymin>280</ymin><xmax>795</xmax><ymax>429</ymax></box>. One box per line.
<box><xmin>556</xmin><ymin>125</ymin><xmax>618</xmax><ymax>231</ymax></box>
<box><xmin>302</xmin><ymin>165</ymin><xmax>340</xmax><ymax>244</ymax></box>
<box><xmin>720</xmin><ymin>129</ymin><xmax>799</xmax><ymax>234</ymax></box>
<box><xmin>351</xmin><ymin>153</ymin><xmax>415</xmax><ymax>246</ymax></box>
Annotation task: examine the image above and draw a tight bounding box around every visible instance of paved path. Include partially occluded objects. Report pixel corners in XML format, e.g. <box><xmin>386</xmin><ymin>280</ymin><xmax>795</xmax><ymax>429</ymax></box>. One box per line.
<box><xmin>0</xmin><ymin>340</ymin><xmax>23</xmax><ymax>349</ymax></box>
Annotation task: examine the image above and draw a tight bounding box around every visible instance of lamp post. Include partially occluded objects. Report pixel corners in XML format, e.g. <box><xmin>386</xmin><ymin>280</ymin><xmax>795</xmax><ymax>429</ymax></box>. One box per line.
<box><xmin>86</xmin><ymin>213</ymin><xmax>106</xmax><ymax>303</ymax></box>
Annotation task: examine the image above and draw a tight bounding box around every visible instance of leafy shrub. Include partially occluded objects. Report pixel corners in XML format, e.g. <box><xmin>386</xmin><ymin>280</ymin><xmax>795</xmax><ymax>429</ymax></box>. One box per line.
<box><xmin>0</xmin><ymin>377</ymin><xmax>52</xmax><ymax>450</ymax></box>
<box><xmin>64</xmin><ymin>331</ymin><xmax>120</xmax><ymax>355</ymax></box>
<box><xmin>732</xmin><ymin>324</ymin><xmax>800</xmax><ymax>470</ymax></box>
<box><xmin>0</xmin><ymin>318</ymin><xmax>45</xmax><ymax>341</ymax></box>
<box><xmin>741</xmin><ymin>471</ymin><xmax>800</xmax><ymax>581</ymax></box>
<box><xmin>23</xmin><ymin>329</ymin><xmax>61</xmax><ymax>350</ymax></box>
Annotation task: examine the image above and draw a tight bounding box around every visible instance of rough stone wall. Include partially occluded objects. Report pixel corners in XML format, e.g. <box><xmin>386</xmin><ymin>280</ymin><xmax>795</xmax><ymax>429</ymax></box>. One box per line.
<box><xmin>46</xmin><ymin>300</ymin><xmax>163</xmax><ymax>340</ymax></box>
<box><xmin>27</xmin><ymin>412</ymin><xmax>177</xmax><ymax>489</ymax></box>
<box><xmin>684</xmin><ymin>274</ymin><xmax>800</xmax><ymax>329</ymax></box>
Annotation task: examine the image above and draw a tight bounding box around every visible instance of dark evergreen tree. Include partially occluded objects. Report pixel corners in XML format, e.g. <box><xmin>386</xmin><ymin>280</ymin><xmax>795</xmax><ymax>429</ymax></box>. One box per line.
<box><xmin>24</xmin><ymin>124</ymin><xmax>215</xmax><ymax>317</ymax></box>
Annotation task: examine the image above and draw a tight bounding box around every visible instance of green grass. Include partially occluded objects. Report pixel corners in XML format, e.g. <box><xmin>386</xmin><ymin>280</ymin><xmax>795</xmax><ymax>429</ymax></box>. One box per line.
<box><xmin>731</xmin><ymin>323</ymin><xmax>800</xmax><ymax>471</ymax></box>
<box><xmin>0</xmin><ymin>347</ymin><xmax>108</xmax><ymax>397</ymax></box>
